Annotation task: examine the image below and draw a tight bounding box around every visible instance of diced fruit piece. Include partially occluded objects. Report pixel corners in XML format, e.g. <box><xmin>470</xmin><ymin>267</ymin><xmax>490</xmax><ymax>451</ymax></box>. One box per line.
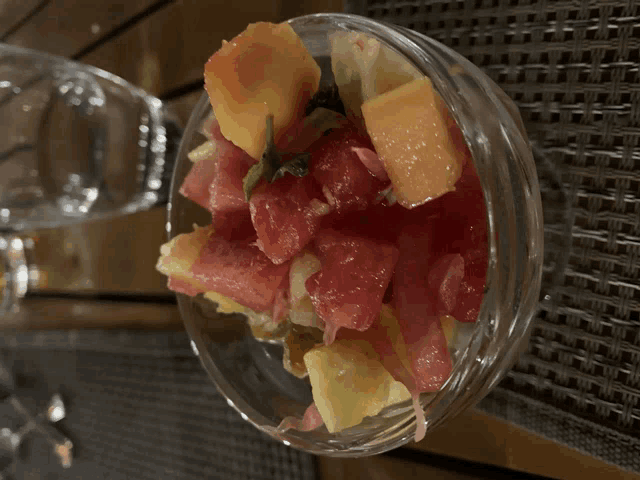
<box><xmin>168</xmin><ymin>276</ymin><xmax>202</xmax><ymax>297</ymax></box>
<box><xmin>210</xmin><ymin>209</ymin><xmax>255</xmax><ymax>242</ymax></box>
<box><xmin>425</xmin><ymin>162</ymin><xmax>488</xmax><ymax>323</ymax></box>
<box><xmin>304</xmin><ymin>339</ymin><xmax>411</xmax><ymax>433</ymax></box>
<box><xmin>204</xmin><ymin>22</ymin><xmax>321</xmax><ymax>159</ymax></box>
<box><xmin>451</xmin><ymin>275</ymin><xmax>485</xmax><ymax>323</ymax></box>
<box><xmin>330</xmin><ymin>32</ymin><xmax>421</xmax><ymax>132</ymax></box>
<box><xmin>324</xmin><ymin>202</ymin><xmax>411</xmax><ymax>246</ymax></box>
<box><xmin>397</xmin><ymin>308</ymin><xmax>452</xmax><ymax>392</ymax></box>
<box><xmin>306</xmin><ymin>229</ymin><xmax>399</xmax><ymax>344</ymax></box>
<box><xmin>361</xmin><ymin>77</ymin><xmax>465</xmax><ymax>208</ymax></box>
<box><xmin>191</xmin><ymin>234</ymin><xmax>290</xmax><ymax>312</ymax></box>
<box><xmin>179</xmin><ymin>117</ymin><xmax>256</xmax><ymax>223</ymax></box>
<box><xmin>187</xmin><ymin>140</ymin><xmax>216</xmax><ymax>163</ymax></box>
<box><xmin>204</xmin><ymin>117</ymin><xmax>255</xmax><ymax>216</ymax></box>
<box><xmin>185</xmin><ymin>117</ymin><xmax>255</xmax><ymax>241</ymax></box>
<box><xmin>156</xmin><ymin>225</ymin><xmax>215</xmax><ymax>295</ymax></box>
<box><xmin>438</xmin><ymin>162</ymin><xmax>487</xmax><ymax>252</ymax></box>
<box><xmin>250</xmin><ymin>174</ymin><xmax>329</xmax><ymax>264</ymax></box>
<box><xmin>179</xmin><ymin>156</ymin><xmax>218</xmax><ymax>210</ymax></box>
<box><xmin>309</xmin><ymin>123</ymin><xmax>388</xmax><ymax>212</ymax></box>
<box><xmin>393</xmin><ymin>224</ymin><xmax>453</xmax><ymax>392</ymax></box>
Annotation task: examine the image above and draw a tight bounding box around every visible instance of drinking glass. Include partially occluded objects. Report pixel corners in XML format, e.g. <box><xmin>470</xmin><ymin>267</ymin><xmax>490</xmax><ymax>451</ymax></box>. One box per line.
<box><xmin>0</xmin><ymin>43</ymin><xmax>181</xmax><ymax>318</ymax></box>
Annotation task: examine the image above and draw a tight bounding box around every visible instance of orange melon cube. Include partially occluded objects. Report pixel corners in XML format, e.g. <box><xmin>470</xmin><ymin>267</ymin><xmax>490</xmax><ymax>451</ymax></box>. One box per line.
<box><xmin>204</xmin><ymin>22</ymin><xmax>321</xmax><ymax>160</ymax></box>
<box><xmin>361</xmin><ymin>77</ymin><xmax>465</xmax><ymax>208</ymax></box>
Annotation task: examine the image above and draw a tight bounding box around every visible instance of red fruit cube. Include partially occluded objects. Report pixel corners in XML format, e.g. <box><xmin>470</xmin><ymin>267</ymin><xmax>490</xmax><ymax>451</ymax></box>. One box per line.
<box><xmin>393</xmin><ymin>224</ymin><xmax>453</xmax><ymax>392</ymax></box>
<box><xmin>179</xmin><ymin>156</ymin><xmax>218</xmax><ymax>210</ymax></box>
<box><xmin>398</xmin><ymin>310</ymin><xmax>452</xmax><ymax>392</ymax></box>
<box><xmin>306</xmin><ymin>229</ymin><xmax>398</xmax><ymax>343</ymax></box>
<box><xmin>250</xmin><ymin>174</ymin><xmax>329</xmax><ymax>265</ymax></box>
<box><xmin>191</xmin><ymin>235</ymin><xmax>290</xmax><ymax>312</ymax></box>
<box><xmin>309</xmin><ymin>124</ymin><xmax>388</xmax><ymax>212</ymax></box>
<box><xmin>206</xmin><ymin>119</ymin><xmax>255</xmax><ymax>215</ymax></box>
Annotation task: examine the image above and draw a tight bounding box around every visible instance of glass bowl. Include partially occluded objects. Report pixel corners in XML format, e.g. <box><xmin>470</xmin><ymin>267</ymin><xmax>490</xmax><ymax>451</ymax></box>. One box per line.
<box><xmin>167</xmin><ymin>13</ymin><xmax>544</xmax><ymax>456</ymax></box>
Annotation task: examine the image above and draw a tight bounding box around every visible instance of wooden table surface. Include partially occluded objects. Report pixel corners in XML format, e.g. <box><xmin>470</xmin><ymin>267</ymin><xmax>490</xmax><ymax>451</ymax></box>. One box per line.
<box><xmin>1</xmin><ymin>1</ymin><xmax>637</xmax><ymax>479</ymax></box>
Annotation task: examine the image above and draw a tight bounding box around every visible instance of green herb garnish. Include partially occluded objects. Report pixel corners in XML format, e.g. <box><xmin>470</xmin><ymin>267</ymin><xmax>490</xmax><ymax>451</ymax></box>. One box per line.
<box><xmin>242</xmin><ymin>109</ymin><xmax>348</xmax><ymax>202</ymax></box>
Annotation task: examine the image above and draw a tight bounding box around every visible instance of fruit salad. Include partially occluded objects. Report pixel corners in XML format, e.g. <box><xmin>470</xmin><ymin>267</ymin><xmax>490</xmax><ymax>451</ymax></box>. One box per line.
<box><xmin>156</xmin><ymin>22</ymin><xmax>488</xmax><ymax>442</ymax></box>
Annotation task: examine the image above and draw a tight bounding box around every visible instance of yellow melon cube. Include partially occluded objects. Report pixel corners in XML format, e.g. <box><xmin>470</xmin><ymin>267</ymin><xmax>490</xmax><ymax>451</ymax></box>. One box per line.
<box><xmin>361</xmin><ymin>77</ymin><xmax>465</xmax><ymax>208</ymax></box>
<box><xmin>304</xmin><ymin>339</ymin><xmax>411</xmax><ymax>433</ymax></box>
<box><xmin>204</xmin><ymin>22</ymin><xmax>321</xmax><ymax>159</ymax></box>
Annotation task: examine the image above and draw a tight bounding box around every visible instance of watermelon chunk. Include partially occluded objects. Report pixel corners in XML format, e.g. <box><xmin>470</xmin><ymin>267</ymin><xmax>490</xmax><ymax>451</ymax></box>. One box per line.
<box><xmin>397</xmin><ymin>310</ymin><xmax>452</xmax><ymax>392</ymax></box>
<box><xmin>423</xmin><ymin>162</ymin><xmax>488</xmax><ymax>323</ymax></box>
<box><xmin>191</xmin><ymin>234</ymin><xmax>290</xmax><ymax>312</ymax></box>
<box><xmin>179</xmin><ymin>156</ymin><xmax>218</xmax><ymax>210</ymax></box>
<box><xmin>206</xmin><ymin>121</ymin><xmax>255</xmax><ymax>216</ymax></box>
<box><xmin>393</xmin><ymin>224</ymin><xmax>453</xmax><ymax>392</ymax></box>
<box><xmin>250</xmin><ymin>174</ymin><xmax>330</xmax><ymax>265</ymax></box>
<box><xmin>439</xmin><ymin>162</ymin><xmax>487</xmax><ymax>252</ymax></box>
<box><xmin>323</xmin><ymin>202</ymin><xmax>411</xmax><ymax>246</ymax></box>
<box><xmin>451</xmin><ymin>244</ymin><xmax>488</xmax><ymax>322</ymax></box>
<box><xmin>211</xmin><ymin>209</ymin><xmax>255</xmax><ymax>242</ymax></box>
<box><xmin>167</xmin><ymin>276</ymin><xmax>203</xmax><ymax>297</ymax></box>
<box><xmin>306</xmin><ymin>229</ymin><xmax>399</xmax><ymax>344</ymax></box>
<box><xmin>309</xmin><ymin>124</ymin><xmax>388</xmax><ymax>212</ymax></box>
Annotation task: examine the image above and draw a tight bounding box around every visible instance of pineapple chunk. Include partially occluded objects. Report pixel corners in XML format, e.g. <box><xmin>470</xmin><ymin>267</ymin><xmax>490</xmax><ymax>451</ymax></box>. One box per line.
<box><xmin>155</xmin><ymin>225</ymin><xmax>214</xmax><ymax>292</ymax></box>
<box><xmin>361</xmin><ymin>77</ymin><xmax>465</xmax><ymax>208</ymax></box>
<box><xmin>304</xmin><ymin>339</ymin><xmax>411</xmax><ymax>433</ymax></box>
<box><xmin>205</xmin><ymin>22</ymin><xmax>321</xmax><ymax>159</ymax></box>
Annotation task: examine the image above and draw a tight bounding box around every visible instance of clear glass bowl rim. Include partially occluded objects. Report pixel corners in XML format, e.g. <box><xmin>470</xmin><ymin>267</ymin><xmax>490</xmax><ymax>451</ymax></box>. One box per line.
<box><xmin>168</xmin><ymin>12</ymin><xmax>544</xmax><ymax>457</ymax></box>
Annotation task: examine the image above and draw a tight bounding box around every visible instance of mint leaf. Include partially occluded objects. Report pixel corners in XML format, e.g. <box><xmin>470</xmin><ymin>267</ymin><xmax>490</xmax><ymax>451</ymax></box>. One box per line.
<box><xmin>243</xmin><ymin>114</ymin><xmax>279</xmax><ymax>202</ymax></box>
<box><xmin>242</xmin><ymin>109</ymin><xmax>347</xmax><ymax>202</ymax></box>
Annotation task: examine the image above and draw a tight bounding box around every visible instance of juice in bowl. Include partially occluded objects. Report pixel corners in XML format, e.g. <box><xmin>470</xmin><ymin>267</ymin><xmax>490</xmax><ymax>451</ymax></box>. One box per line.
<box><xmin>158</xmin><ymin>13</ymin><xmax>544</xmax><ymax>456</ymax></box>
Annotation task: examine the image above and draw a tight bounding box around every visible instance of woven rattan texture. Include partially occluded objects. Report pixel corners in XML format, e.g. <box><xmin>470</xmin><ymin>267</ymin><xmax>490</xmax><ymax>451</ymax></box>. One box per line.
<box><xmin>348</xmin><ymin>0</ymin><xmax>640</xmax><ymax>468</ymax></box>
<box><xmin>0</xmin><ymin>331</ymin><xmax>318</xmax><ymax>480</ymax></box>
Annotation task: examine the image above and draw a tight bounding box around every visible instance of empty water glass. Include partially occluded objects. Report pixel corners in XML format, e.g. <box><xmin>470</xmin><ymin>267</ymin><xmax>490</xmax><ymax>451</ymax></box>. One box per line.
<box><xmin>0</xmin><ymin>43</ymin><xmax>180</xmax><ymax>232</ymax></box>
<box><xmin>0</xmin><ymin>43</ymin><xmax>182</xmax><ymax>320</ymax></box>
